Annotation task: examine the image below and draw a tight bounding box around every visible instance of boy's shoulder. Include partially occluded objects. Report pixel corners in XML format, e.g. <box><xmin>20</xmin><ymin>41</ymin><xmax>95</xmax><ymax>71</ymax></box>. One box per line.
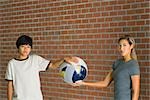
<box><xmin>29</xmin><ymin>54</ymin><xmax>44</xmax><ymax>60</ymax></box>
<box><xmin>8</xmin><ymin>58</ymin><xmax>16</xmax><ymax>63</ymax></box>
<box><xmin>30</xmin><ymin>54</ymin><xmax>40</xmax><ymax>58</ymax></box>
<box><xmin>8</xmin><ymin>54</ymin><xmax>38</xmax><ymax>62</ymax></box>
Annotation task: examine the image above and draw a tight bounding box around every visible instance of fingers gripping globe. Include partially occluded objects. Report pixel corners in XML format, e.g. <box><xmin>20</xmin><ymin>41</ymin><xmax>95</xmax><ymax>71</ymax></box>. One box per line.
<box><xmin>59</xmin><ymin>57</ymin><xmax>88</xmax><ymax>84</ymax></box>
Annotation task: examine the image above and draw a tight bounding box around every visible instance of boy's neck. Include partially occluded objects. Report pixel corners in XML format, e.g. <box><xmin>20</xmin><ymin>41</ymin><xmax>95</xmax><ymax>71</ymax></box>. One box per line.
<box><xmin>15</xmin><ymin>56</ymin><xmax>29</xmax><ymax>61</ymax></box>
<box><xmin>16</xmin><ymin>55</ymin><xmax>29</xmax><ymax>60</ymax></box>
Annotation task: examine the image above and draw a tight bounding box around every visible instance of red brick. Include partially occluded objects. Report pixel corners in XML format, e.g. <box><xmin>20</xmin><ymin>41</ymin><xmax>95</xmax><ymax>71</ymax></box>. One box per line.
<box><xmin>0</xmin><ymin>0</ymin><xmax>149</xmax><ymax>100</ymax></box>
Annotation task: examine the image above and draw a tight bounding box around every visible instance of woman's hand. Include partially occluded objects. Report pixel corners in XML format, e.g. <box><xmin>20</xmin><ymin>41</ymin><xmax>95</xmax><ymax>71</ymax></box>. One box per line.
<box><xmin>69</xmin><ymin>80</ymin><xmax>84</xmax><ymax>87</ymax></box>
<box><xmin>75</xmin><ymin>80</ymin><xmax>85</xmax><ymax>85</ymax></box>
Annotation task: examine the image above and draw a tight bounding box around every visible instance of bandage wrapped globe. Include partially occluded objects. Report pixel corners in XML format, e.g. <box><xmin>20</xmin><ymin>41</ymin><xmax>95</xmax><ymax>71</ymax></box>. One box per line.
<box><xmin>59</xmin><ymin>57</ymin><xmax>88</xmax><ymax>84</ymax></box>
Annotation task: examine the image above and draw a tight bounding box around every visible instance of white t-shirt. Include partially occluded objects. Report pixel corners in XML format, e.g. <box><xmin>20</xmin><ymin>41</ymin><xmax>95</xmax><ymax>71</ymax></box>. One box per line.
<box><xmin>5</xmin><ymin>54</ymin><xmax>50</xmax><ymax>100</ymax></box>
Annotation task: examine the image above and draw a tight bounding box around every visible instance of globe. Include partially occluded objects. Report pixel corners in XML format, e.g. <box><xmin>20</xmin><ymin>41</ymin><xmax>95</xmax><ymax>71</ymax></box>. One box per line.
<box><xmin>59</xmin><ymin>57</ymin><xmax>88</xmax><ymax>84</ymax></box>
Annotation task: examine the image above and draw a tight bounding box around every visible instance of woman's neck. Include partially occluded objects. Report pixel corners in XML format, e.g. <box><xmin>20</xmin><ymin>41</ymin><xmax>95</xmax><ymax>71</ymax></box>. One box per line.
<box><xmin>123</xmin><ymin>56</ymin><xmax>132</xmax><ymax>62</ymax></box>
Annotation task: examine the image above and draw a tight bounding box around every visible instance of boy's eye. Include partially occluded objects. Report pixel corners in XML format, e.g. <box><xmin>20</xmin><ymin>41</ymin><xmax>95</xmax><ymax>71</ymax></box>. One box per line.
<box><xmin>27</xmin><ymin>46</ymin><xmax>31</xmax><ymax>48</ymax></box>
<box><xmin>20</xmin><ymin>45</ymin><xmax>24</xmax><ymax>47</ymax></box>
<box><xmin>20</xmin><ymin>45</ymin><xmax>31</xmax><ymax>48</ymax></box>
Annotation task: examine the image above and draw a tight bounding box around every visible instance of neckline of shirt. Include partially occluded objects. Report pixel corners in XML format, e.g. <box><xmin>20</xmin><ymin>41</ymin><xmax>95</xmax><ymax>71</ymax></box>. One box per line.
<box><xmin>121</xmin><ymin>59</ymin><xmax>134</xmax><ymax>63</ymax></box>
<box><xmin>14</xmin><ymin>56</ymin><xmax>29</xmax><ymax>61</ymax></box>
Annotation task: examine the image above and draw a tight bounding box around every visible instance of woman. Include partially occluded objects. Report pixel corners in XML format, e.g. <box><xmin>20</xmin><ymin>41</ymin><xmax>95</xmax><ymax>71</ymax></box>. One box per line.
<box><xmin>71</xmin><ymin>35</ymin><xmax>140</xmax><ymax>100</ymax></box>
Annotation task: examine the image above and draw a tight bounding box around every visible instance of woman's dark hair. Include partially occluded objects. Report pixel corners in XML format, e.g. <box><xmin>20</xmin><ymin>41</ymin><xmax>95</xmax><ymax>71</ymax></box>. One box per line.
<box><xmin>16</xmin><ymin>35</ymin><xmax>32</xmax><ymax>49</ymax></box>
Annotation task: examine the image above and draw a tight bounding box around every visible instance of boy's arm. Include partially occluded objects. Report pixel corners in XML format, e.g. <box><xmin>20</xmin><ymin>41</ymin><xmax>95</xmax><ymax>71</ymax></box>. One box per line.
<box><xmin>48</xmin><ymin>57</ymin><xmax>73</xmax><ymax>69</ymax></box>
<box><xmin>7</xmin><ymin>80</ymin><xmax>13</xmax><ymax>100</ymax></box>
<box><xmin>48</xmin><ymin>59</ymin><xmax>65</xmax><ymax>69</ymax></box>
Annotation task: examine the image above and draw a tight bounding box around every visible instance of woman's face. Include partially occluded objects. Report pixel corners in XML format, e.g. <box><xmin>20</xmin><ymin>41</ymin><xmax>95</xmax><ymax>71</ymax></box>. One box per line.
<box><xmin>118</xmin><ymin>39</ymin><xmax>133</xmax><ymax>58</ymax></box>
<box><xmin>18</xmin><ymin>44</ymin><xmax>31</xmax><ymax>58</ymax></box>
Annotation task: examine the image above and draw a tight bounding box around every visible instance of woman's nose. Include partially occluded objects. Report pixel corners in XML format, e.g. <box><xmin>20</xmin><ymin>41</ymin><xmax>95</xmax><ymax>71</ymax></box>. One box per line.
<box><xmin>120</xmin><ymin>46</ymin><xmax>123</xmax><ymax>51</ymax></box>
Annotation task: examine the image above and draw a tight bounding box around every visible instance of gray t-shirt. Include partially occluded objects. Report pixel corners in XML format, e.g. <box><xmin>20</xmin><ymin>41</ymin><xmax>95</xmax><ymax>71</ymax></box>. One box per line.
<box><xmin>112</xmin><ymin>59</ymin><xmax>140</xmax><ymax>100</ymax></box>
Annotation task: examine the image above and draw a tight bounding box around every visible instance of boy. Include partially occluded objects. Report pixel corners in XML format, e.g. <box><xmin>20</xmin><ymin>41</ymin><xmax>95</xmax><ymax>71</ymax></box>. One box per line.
<box><xmin>5</xmin><ymin>35</ymin><xmax>66</xmax><ymax>100</ymax></box>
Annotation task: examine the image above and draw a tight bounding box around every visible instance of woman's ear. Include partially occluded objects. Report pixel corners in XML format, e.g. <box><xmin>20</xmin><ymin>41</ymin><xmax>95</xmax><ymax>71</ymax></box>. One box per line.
<box><xmin>130</xmin><ymin>44</ymin><xmax>134</xmax><ymax>50</ymax></box>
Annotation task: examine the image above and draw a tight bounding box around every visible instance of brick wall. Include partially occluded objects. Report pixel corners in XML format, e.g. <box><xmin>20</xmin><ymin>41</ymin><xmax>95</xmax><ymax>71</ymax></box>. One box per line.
<box><xmin>0</xmin><ymin>0</ymin><xmax>149</xmax><ymax>100</ymax></box>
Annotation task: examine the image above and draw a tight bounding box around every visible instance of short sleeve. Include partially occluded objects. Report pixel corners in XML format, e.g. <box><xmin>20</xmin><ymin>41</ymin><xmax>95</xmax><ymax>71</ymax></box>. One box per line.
<box><xmin>36</xmin><ymin>55</ymin><xmax>50</xmax><ymax>71</ymax></box>
<box><xmin>112</xmin><ymin>62</ymin><xmax>116</xmax><ymax>70</ymax></box>
<box><xmin>128</xmin><ymin>61</ymin><xmax>140</xmax><ymax>76</ymax></box>
<box><xmin>5</xmin><ymin>61</ymin><xmax>13</xmax><ymax>80</ymax></box>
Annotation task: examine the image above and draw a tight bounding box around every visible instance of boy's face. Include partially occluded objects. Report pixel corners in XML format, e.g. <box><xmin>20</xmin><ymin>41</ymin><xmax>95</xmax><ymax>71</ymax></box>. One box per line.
<box><xmin>18</xmin><ymin>44</ymin><xmax>31</xmax><ymax>57</ymax></box>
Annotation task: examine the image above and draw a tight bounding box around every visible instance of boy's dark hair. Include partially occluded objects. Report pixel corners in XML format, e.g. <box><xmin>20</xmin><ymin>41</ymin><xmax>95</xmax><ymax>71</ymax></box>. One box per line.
<box><xmin>16</xmin><ymin>35</ymin><xmax>32</xmax><ymax>49</ymax></box>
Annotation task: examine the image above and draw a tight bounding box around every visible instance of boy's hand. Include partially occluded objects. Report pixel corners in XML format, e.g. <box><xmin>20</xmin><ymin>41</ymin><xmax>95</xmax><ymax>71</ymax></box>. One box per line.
<box><xmin>64</xmin><ymin>56</ymin><xmax>79</xmax><ymax>64</ymax></box>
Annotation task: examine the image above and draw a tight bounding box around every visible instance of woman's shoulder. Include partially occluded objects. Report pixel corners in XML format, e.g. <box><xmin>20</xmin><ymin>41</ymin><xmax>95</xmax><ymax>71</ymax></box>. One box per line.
<box><xmin>128</xmin><ymin>59</ymin><xmax>140</xmax><ymax>75</ymax></box>
<box><xmin>129</xmin><ymin>59</ymin><xmax>139</xmax><ymax>68</ymax></box>
<box><xmin>112</xmin><ymin>59</ymin><xmax>123</xmax><ymax>69</ymax></box>
<box><xmin>114</xmin><ymin>59</ymin><xmax>123</xmax><ymax>65</ymax></box>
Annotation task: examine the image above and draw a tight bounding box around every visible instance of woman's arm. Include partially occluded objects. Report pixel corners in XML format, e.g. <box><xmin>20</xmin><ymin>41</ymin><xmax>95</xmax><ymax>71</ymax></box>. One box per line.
<box><xmin>77</xmin><ymin>71</ymin><xmax>113</xmax><ymax>88</ymax></box>
<box><xmin>131</xmin><ymin>75</ymin><xmax>140</xmax><ymax>100</ymax></box>
<box><xmin>7</xmin><ymin>81</ymin><xmax>13</xmax><ymax>100</ymax></box>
